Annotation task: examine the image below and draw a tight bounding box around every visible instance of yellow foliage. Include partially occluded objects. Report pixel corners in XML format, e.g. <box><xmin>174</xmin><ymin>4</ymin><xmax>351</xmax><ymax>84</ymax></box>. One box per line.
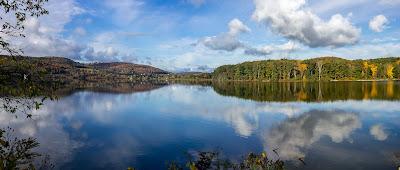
<box><xmin>396</xmin><ymin>60</ymin><xmax>400</xmax><ymax>65</ymax></box>
<box><xmin>363</xmin><ymin>61</ymin><xmax>369</xmax><ymax>69</ymax></box>
<box><xmin>370</xmin><ymin>64</ymin><xmax>378</xmax><ymax>78</ymax></box>
<box><xmin>362</xmin><ymin>61</ymin><xmax>369</xmax><ymax>78</ymax></box>
<box><xmin>297</xmin><ymin>63</ymin><xmax>308</xmax><ymax>79</ymax></box>
<box><xmin>386</xmin><ymin>64</ymin><xmax>394</xmax><ymax>79</ymax></box>
<box><xmin>261</xmin><ymin>152</ymin><xmax>267</xmax><ymax>158</ymax></box>
<box><xmin>298</xmin><ymin>64</ymin><xmax>308</xmax><ymax>72</ymax></box>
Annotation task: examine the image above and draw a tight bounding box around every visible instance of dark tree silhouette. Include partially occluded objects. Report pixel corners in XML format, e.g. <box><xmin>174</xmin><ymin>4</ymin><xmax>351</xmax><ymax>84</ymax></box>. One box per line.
<box><xmin>0</xmin><ymin>0</ymin><xmax>49</xmax><ymax>56</ymax></box>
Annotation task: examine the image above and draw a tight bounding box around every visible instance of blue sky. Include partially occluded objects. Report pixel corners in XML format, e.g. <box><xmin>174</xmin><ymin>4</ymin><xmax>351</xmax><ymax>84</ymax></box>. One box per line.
<box><xmin>9</xmin><ymin>0</ymin><xmax>400</xmax><ymax>72</ymax></box>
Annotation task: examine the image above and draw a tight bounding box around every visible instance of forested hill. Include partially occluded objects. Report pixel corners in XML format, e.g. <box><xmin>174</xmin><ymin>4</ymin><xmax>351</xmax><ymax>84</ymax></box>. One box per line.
<box><xmin>0</xmin><ymin>55</ymin><xmax>169</xmax><ymax>83</ymax></box>
<box><xmin>212</xmin><ymin>57</ymin><xmax>400</xmax><ymax>81</ymax></box>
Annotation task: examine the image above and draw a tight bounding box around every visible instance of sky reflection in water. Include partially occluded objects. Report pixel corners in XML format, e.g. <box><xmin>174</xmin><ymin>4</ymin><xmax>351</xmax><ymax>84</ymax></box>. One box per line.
<box><xmin>1</xmin><ymin>83</ymin><xmax>400</xmax><ymax>169</ymax></box>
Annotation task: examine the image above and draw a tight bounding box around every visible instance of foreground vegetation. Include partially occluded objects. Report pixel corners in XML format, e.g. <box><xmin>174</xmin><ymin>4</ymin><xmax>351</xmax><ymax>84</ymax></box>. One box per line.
<box><xmin>165</xmin><ymin>151</ymin><xmax>285</xmax><ymax>170</ymax></box>
<box><xmin>213</xmin><ymin>57</ymin><xmax>400</xmax><ymax>81</ymax></box>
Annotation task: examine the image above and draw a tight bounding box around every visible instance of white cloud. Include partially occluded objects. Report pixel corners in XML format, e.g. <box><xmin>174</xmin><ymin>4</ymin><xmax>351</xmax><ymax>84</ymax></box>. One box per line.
<box><xmin>201</xmin><ymin>34</ymin><xmax>244</xmax><ymax>51</ymax></box>
<box><xmin>82</xmin><ymin>32</ymin><xmax>139</xmax><ymax>62</ymax></box>
<box><xmin>2</xmin><ymin>0</ymin><xmax>86</xmax><ymax>59</ymax></box>
<box><xmin>105</xmin><ymin>0</ymin><xmax>143</xmax><ymax>26</ymax></box>
<box><xmin>17</xmin><ymin>18</ymin><xmax>85</xmax><ymax>59</ymax></box>
<box><xmin>370</xmin><ymin>124</ymin><xmax>389</xmax><ymax>141</ymax></box>
<box><xmin>245</xmin><ymin>41</ymin><xmax>301</xmax><ymax>56</ymax></box>
<box><xmin>39</xmin><ymin>0</ymin><xmax>85</xmax><ymax>34</ymax></box>
<box><xmin>199</xmin><ymin>18</ymin><xmax>249</xmax><ymax>52</ymax></box>
<box><xmin>252</xmin><ymin>0</ymin><xmax>361</xmax><ymax>48</ymax></box>
<box><xmin>330</xmin><ymin>42</ymin><xmax>400</xmax><ymax>58</ymax></box>
<box><xmin>228</xmin><ymin>18</ymin><xmax>251</xmax><ymax>36</ymax></box>
<box><xmin>369</xmin><ymin>15</ymin><xmax>389</xmax><ymax>32</ymax></box>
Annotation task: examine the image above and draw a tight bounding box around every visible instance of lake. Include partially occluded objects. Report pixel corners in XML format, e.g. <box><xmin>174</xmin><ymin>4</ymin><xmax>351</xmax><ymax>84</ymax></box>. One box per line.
<box><xmin>1</xmin><ymin>81</ymin><xmax>400</xmax><ymax>169</ymax></box>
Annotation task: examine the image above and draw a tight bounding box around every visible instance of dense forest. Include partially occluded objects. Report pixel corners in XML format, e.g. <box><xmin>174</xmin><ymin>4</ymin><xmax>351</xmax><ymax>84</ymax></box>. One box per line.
<box><xmin>213</xmin><ymin>57</ymin><xmax>400</xmax><ymax>81</ymax></box>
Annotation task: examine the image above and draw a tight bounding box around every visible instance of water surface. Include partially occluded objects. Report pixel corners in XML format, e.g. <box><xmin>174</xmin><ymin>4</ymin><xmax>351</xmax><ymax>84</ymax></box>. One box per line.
<box><xmin>1</xmin><ymin>81</ymin><xmax>400</xmax><ymax>169</ymax></box>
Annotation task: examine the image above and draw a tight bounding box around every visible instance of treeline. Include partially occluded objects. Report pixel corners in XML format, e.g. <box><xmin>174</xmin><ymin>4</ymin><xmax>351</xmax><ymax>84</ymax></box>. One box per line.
<box><xmin>0</xmin><ymin>55</ymin><xmax>168</xmax><ymax>84</ymax></box>
<box><xmin>165</xmin><ymin>72</ymin><xmax>212</xmax><ymax>80</ymax></box>
<box><xmin>212</xmin><ymin>57</ymin><xmax>400</xmax><ymax>81</ymax></box>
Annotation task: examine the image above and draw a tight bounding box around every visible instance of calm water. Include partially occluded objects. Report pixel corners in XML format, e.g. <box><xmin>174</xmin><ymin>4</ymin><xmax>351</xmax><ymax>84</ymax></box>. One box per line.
<box><xmin>1</xmin><ymin>81</ymin><xmax>400</xmax><ymax>169</ymax></box>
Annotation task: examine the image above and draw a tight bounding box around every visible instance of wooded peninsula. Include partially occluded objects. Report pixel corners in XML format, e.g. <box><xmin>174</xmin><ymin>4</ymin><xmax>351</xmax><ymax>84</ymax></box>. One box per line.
<box><xmin>212</xmin><ymin>57</ymin><xmax>400</xmax><ymax>81</ymax></box>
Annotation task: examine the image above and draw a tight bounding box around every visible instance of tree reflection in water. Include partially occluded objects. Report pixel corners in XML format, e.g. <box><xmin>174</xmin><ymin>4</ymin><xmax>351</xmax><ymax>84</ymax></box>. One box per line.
<box><xmin>0</xmin><ymin>80</ymin><xmax>55</xmax><ymax>169</ymax></box>
<box><xmin>2</xmin><ymin>81</ymin><xmax>400</xmax><ymax>169</ymax></box>
<box><xmin>0</xmin><ymin>127</ymin><xmax>53</xmax><ymax>170</ymax></box>
<box><xmin>212</xmin><ymin>81</ymin><xmax>400</xmax><ymax>102</ymax></box>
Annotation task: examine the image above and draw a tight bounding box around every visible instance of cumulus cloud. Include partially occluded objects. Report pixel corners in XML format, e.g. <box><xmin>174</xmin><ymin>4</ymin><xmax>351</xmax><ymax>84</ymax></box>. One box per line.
<box><xmin>196</xmin><ymin>17</ymin><xmax>303</xmax><ymax>58</ymax></box>
<box><xmin>199</xmin><ymin>18</ymin><xmax>249</xmax><ymax>52</ymax></box>
<box><xmin>81</xmin><ymin>46</ymin><xmax>138</xmax><ymax>62</ymax></box>
<box><xmin>81</xmin><ymin>32</ymin><xmax>140</xmax><ymax>62</ymax></box>
<box><xmin>265</xmin><ymin>110</ymin><xmax>361</xmax><ymax>160</ymax></box>
<box><xmin>38</xmin><ymin>0</ymin><xmax>85</xmax><ymax>34</ymax></box>
<box><xmin>370</xmin><ymin>124</ymin><xmax>389</xmax><ymax>141</ymax></box>
<box><xmin>201</xmin><ymin>34</ymin><xmax>244</xmax><ymax>51</ymax></box>
<box><xmin>228</xmin><ymin>18</ymin><xmax>251</xmax><ymax>36</ymax></box>
<box><xmin>252</xmin><ymin>0</ymin><xmax>361</xmax><ymax>48</ymax></box>
<box><xmin>1</xmin><ymin>0</ymin><xmax>87</xmax><ymax>59</ymax></box>
<box><xmin>369</xmin><ymin>15</ymin><xmax>389</xmax><ymax>32</ymax></box>
<box><xmin>16</xmin><ymin>18</ymin><xmax>85</xmax><ymax>59</ymax></box>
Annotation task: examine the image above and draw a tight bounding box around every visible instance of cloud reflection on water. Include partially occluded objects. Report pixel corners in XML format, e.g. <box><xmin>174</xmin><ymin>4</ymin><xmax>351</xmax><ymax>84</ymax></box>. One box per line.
<box><xmin>370</xmin><ymin>124</ymin><xmax>389</xmax><ymax>141</ymax></box>
<box><xmin>264</xmin><ymin>110</ymin><xmax>361</xmax><ymax>160</ymax></box>
<box><xmin>0</xmin><ymin>85</ymin><xmax>399</xmax><ymax>168</ymax></box>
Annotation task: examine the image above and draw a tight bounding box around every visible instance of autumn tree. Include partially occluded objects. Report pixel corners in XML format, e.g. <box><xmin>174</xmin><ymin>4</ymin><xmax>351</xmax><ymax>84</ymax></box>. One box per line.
<box><xmin>370</xmin><ymin>64</ymin><xmax>378</xmax><ymax>79</ymax></box>
<box><xmin>396</xmin><ymin>60</ymin><xmax>400</xmax><ymax>79</ymax></box>
<box><xmin>297</xmin><ymin>63</ymin><xmax>308</xmax><ymax>80</ymax></box>
<box><xmin>386</xmin><ymin>64</ymin><xmax>394</xmax><ymax>79</ymax></box>
<box><xmin>362</xmin><ymin>61</ymin><xmax>369</xmax><ymax>78</ymax></box>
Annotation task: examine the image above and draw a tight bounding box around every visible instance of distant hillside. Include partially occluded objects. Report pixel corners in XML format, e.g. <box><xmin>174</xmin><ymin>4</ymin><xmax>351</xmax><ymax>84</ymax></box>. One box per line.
<box><xmin>168</xmin><ymin>72</ymin><xmax>212</xmax><ymax>80</ymax></box>
<box><xmin>0</xmin><ymin>55</ymin><xmax>169</xmax><ymax>83</ymax></box>
<box><xmin>212</xmin><ymin>57</ymin><xmax>400</xmax><ymax>81</ymax></box>
<box><xmin>89</xmin><ymin>62</ymin><xmax>167</xmax><ymax>75</ymax></box>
